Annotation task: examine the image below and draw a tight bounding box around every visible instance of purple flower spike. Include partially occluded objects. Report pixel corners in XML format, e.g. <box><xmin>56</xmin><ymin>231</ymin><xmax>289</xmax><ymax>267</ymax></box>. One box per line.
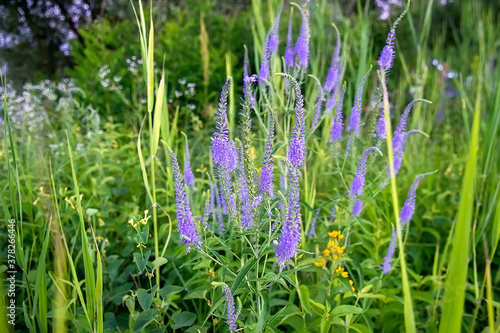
<box><xmin>269</xmin><ymin>3</ymin><xmax>283</xmax><ymax>53</ymax></box>
<box><xmin>275</xmin><ymin>165</ymin><xmax>302</xmax><ymax>268</ymax></box>
<box><xmin>381</xmin><ymin>227</ymin><xmax>397</xmax><ymax>274</ymax></box>
<box><xmin>212</xmin><ymin>78</ymin><xmax>234</xmax><ymax>166</ymax></box>
<box><xmin>329</xmin><ymin>204</ymin><xmax>337</xmax><ymax>223</ymax></box>
<box><xmin>400</xmin><ymin>172</ymin><xmax>433</xmax><ymax>223</ymax></box>
<box><xmin>389</xmin><ymin>130</ymin><xmax>428</xmax><ymax>178</ymax></box>
<box><xmin>377</xmin><ymin>3</ymin><xmax>410</xmax><ymax>71</ymax></box>
<box><xmin>348</xmin><ymin>69</ymin><xmax>371</xmax><ymax>136</ymax></box>
<box><xmin>350</xmin><ymin>147</ymin><xmax>381</xmax><ymax>197</ymax></box>
<box><xmin>286</xmin><ymin>75</ymin><xmax>307</xmax><ymax>168</ymax></box>
<box><xmin>329</xmin><ymin>84</ymin><xmax>346</xmax><ymax>143</ymax></box>
<box><xmin>294</xmin><ymin>6</ymin><xmax>309</xmax><ymax>68</ymax></box>
<box><xmin>311</xmin><ymin>82</ymin><xmax>324</xmax><ymax>128</ymax></box>
<box><xmin>260</xmin><ymin>113</ymin><xmax>275</xmax><ymax>197</ymax></box>
<box><xmin>284</xmin><ymin>13</ymin><xmax>295</xmax><ymax>68</ymax></box>
<box><xmin>243</xmin><ymin>49</ymin><xmax>257</xmax><ymax>109</ymax></box>
<box><xmin>183</xmin><ymin>136</ymin><xmax>195</xmax><ymax>186</ymax></box>
<box><xmin>324</xmin><ymin>26</ymin><xmax>341</xmax><ymax>93</ymax></box>
<box><xmin>168</xmin><ymin>148</ymin><xmax>201</xmax><ymax>249</ymax></box>
<box><xmin>376</xmin><ymin>102</ymin><xmax>387</xmax><ymax>140</ymax></box>
<box><xmin>259</xmin><ymin>32</ymin><xmax>271</xmax><ymax>85</ymax></box>
<box><xmin>352</xmin><ymin>198</ymin><xmax>363</xmax><ymax>217</ymax></box>
<box><xmin>223</xmin><ymin>285</ymin><xmax>238</xmax><ymax>332</ymax></box>
<box><xmin>393</xmin><ymin>99</ymin><xmax>428</xmax><ymax>152</ymax></box>
<box><xmin>308</xmin><ymin>209</ymin><xmax>320</xmax><ymax>238</ymax></box>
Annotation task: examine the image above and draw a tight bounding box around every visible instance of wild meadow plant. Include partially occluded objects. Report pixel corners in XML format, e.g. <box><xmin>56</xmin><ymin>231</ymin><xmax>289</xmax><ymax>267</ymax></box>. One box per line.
<box><xmin>127</xmin><ymin>0</ymin><xmax>438</xmax><ymax>331</ymax></box>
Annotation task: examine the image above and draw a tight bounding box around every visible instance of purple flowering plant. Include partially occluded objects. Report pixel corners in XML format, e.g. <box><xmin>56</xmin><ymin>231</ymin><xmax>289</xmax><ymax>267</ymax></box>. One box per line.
<box><xmin>129</xmin><ymin>0</ymin><xmax>438</xmax><ymax>330</ymax></box>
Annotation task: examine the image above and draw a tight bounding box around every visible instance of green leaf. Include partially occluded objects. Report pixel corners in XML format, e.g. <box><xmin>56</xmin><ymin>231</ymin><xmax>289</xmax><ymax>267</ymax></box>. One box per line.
<box><xmin>132</xmin><ymin>309</ymin><xmax>156</xmax><ymax>333</ymax></box>
<box><xmin>297</xmin><ymin>285</ymin><xmax>312</xmax><ymax>315</ymax></box>
<box><xmin>133</xmin><ymin>251</ymin><xmax>150</xmax><ymax>272</ymax></box>
<box><xmin>137</xmin><ymin>285</ymin><xmax>158</xmax><ymax>311</ymax></box>
<box><xmin>309</xmin><ymin>299</ymin><xmax>326</xmax><ymax>316</ymax></box>
<box><xmin>184</xmin><ymin>287</ymin><xmax>208</xmax><ymax>300</ymax></box>
<box><xmin>158</xmin><ymin>285</ymin><xmax>184</xmax><ymax>298</ymax></box>
<box><xmin>256</xmin><ymin>292</ymin><xmax>270</xmax><ymax>332</ymax></box>
<box><xmin>171</xmin><ymin>312</ymin><xmax>196</xmax><ymax>329</ymax></box>
<box><xmin>138</xmin><ymin>226</ymin><xmax>149</xmax><ymax>244</ymax></box>
<box><xmin>85</xmin><ymin>208</ymin><xmax>99</xmax><ymax>216</ymax></box>
<box><xmin>151</xmin><ymin>257</ymin><xmax>168</xmax><ymax>270</ymax></box>
<box><xmin>231</xmin><ymin>258</ymin><xmax>256</xmax><ymax>293</ymax></box>
<box><xmin>330</xmin><ymin>305</ymin><xmax>364</xmax><ymax>317</ymax></box>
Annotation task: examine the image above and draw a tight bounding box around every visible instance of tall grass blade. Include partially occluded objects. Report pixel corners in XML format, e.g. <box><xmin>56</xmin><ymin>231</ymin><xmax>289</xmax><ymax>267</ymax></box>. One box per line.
<box><xmin>66</xmin><ymin>132</ymin><xmax>96</xmax><ymax>329</ymax></box>
<box><xmin>438</xmin><ymin>62</ymin><xmax>482</xmax><ymax>333</ymax></box>
<box><xmin>33</xmin><ymin>218</ymin><xmax>51</xmax><ymax>333</ymax></box>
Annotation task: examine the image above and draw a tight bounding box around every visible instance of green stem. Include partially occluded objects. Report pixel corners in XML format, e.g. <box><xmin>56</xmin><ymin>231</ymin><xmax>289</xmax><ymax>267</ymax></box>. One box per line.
<box><xmin>379</xmin><ymin>69</ymin><xmax>416</xmax><ymax>333</ymax></box>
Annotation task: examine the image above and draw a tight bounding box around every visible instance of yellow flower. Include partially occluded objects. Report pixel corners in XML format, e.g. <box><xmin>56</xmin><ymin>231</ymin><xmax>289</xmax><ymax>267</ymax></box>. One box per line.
<box><xmin>342</xmin><ymin>271</ymin><xmax>348</xmax><ymax>278</ymax></box>
<box><xmin>349</xmin><ymin>280</ymin><xmax>355</xmax><ymax>292</ymax></box>
<box><xmin>334</xmin><ymin>255</ymin><xmax>338</xmax><ymax>260</ymax></box>
<box><xmin>335</xmin><ymin>266</ymin><xmax>344</xmax><ymax>274</ymax></box>
<box><xmin>328</xmin><ymin>230</ymin><xmax>339</xmax><ymax>238</ymax></box>
<box><xmin>338</xmin><ymin>230</ymin><xmax>344</xmax><ymax>240</ymax></box>
<box><xmin>327</xmin><ymin>240</ymin><xmax>336</xmax><ymax>249</ymax></box>
<box><xmin>323</xmin><ymin>249</ymin><xmax>331</xmax><ymax>257</ymax></box>
<box><xmin>314</xmin><ymin>258</ymin><xmax>326</xmax><ymax>267</ymax></box>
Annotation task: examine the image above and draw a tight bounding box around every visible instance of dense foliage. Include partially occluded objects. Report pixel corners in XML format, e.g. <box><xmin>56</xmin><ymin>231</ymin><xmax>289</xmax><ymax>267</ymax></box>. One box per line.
<box><xmin>1</xmin><ymin>0</ymin><xmax>499</xmax><ymax>332</ymax></box>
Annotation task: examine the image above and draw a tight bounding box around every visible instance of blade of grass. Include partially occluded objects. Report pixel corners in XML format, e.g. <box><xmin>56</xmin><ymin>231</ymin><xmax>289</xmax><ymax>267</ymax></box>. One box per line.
<box><xmin>66</xmin><ymin>132</ymin><xmax>96</xmax><ymax>329</ymax></box>
<box><xmin>33</xmin><ymin>217</ymin><xmax>51</xmax><ymax>333</ymax></box>
<box><xmin>438</xmin><ymin>39</ymin><xmax>482</xmax><ymax>333</ymax></box>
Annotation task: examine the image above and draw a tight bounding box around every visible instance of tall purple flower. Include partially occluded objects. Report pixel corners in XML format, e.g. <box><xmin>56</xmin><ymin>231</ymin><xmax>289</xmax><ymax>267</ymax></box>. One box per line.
<box><xmin>237</xmin><ymin>146</ymin><xmax>254</xmax><ymax>229</ymax></box>
<box><xmin>375</xmin><ymin>100</ymin><xmax>387</xmax><ymax>140</ymax></box>
<box><xmin>260</xmin><ymin>113</ymin><xmax>275</xmax><ymax>197</ymax></box>
<box><xmin>393</xmin><ymin>99</ymin><xmax>428</xmax><ymax>152</ymax></box>
<box><xmin>168</xmin><ymin>148</ymin><xmax>201</xmax><ymax>250</ymax></box>
<box><xmin>328</xmin><ymin>204</ymin><xmax>337</xmax><ymax>223</ymax></box>
<box><xmin>400</xmin><ymin>172</ymin><xmax>433</xmax><ymax>223</ymax></box>
<box><xmin>350</xmin><ymin>147</ymin><xmax>379</xmax><ymax>196</ymax></box>
<box><xmin>275</xmin><ymin>165</ymin><xmax>302</xmax><ymax>268</ymax></box>
<box><xmin>377</xmin><ymin>3</ymin><xmax>409</xmax><ymax>71</ymax></box>
<box><xmin>259</xmin><ymin>32</ymin><xmax>271</xmax><ymax>85</ymax></box>
<box><xmin>329</xmin><ymin>84</ymin><xmax>346</xmax><ymax>143</ymax></box>
<box><xmin>310</xmin><ymin>82</ymin><xmax>324</xmax><ymax>128</ymax></box>
<box><xmin>212</xmin><ymin>78</ymin><xmax>237</xmax><ymax>168</ymax></box>
<box><xmin>183</xmin><ymin>136</ymin><xmax>195</xmax><ymax>186</ymax></box>
<box><xmin>294</xmin><ymin>6</ymin><xmax>309</xmax><ymax>68</ymax></box>
<box><xmin>223</xmin><ymin>285</ymin><xmax>238</xmax><ymax>332</ymax></box>
<box><xmin>308</xmin><ymin>208</ymin><xmax>320</xmax><ymax>238</ymax></box>
<box><xmin>348</xmin><ymin>69</ymin><xmax>371</xmax><ymax>136</ymax></box>
<box><xmin>286</xmin><ymin>75</ymin><xmax>306</xmax><ymax>168</ymax></box>
<box><xmin>284</xmin><ymin>12</ymin><xmax>295</xmax><ymax>68</ymax></box>
<box><xmin>381</xmin><ymin>227</ymin><xmax>397</xmax><ymax>274</ymax></box>
<box><xmin>352</xmin><ymin>198</ymin><xmax>364</xmax><ymax>217</ymax></box>
<box><xmin>324</xmin><ymin>26</ymin><xmax>341</xmax><ymax>93</ymax></box>
<box><xmin>211</xmin><ymin>180</ymin><xmax>225</xmax><ymax>233</ymax></box>
<box><xmin>269</xmin><ymin>3</ymin><xmax>283</xmax><ymax>53</ymax></box>
<box><xmin>243</xmin><ymin>49</ymin><xmax>257</xmax><ymax>109</ymax></box>
<box><xmin>390</xmin><ymin>130</ymin><xmax>428</xmax><ymax>177</ymax></box>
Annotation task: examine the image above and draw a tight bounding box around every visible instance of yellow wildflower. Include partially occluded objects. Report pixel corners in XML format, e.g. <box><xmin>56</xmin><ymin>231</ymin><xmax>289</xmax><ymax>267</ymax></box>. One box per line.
<box><xmin>328</xmin><ymin>230</ymin><xmax>339</xmax><ymax>238</ymax></box>
<box><xmin>341</xmin><ymin>271</ymin><xmax>348</xmax><ymax>278</ymax></box>
<box><xmin>327</xmin><ymin>240</ymin><xmax>335</xmax><ymax>248</ymax></box>
<box><xmin>314</xmin><ymin>258</ymin><xmax>326</xmax><ymax>267</ymax></box>
<box><xmin>335</xmin><ymin>266</ymin><xmax>344</xmax><ymax>274</ymax></box>
<box><xmin>349</xmin><ymin>280</ymin><xmax>355</xmax><ymax>292</ymax></box>
<box><xmin>323</xmin><ymin>249</ymin><xmax>331</xmax><ymax>257</ymax></box>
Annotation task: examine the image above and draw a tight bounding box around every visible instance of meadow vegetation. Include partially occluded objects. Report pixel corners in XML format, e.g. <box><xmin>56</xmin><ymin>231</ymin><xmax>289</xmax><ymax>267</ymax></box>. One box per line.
<box><xmin>1</xmin><ymin>0</ymin><xmax>499</xmax><ymax>332</ymax></box>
